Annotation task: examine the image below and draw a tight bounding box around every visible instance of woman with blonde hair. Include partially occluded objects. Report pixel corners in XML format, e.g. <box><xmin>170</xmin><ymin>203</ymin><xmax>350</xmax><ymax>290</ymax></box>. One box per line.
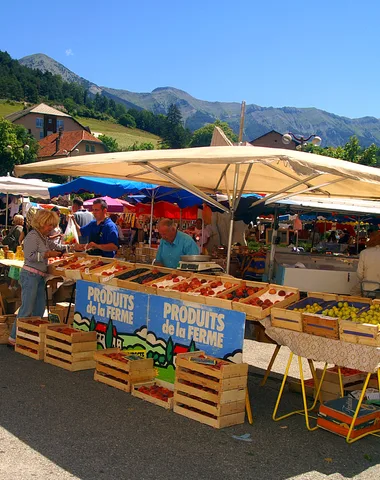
<box><xmin>8</xmin><ymin>210</ymin><xmax>65</xmax><ymax>346</ymax></box>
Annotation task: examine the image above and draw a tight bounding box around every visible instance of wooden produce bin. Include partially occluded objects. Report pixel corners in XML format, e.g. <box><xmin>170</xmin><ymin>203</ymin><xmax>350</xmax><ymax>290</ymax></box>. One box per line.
<box><xmin>115</xmin><ymin>266</ymin><xmax>153</xmax><ymax>289</ymax></box>
<box><xmin>47</xmin><ymin>255</ymin><xmax>75</xmax><ymax>276</ymax></box>
<box><xmin>80</xmin><ymin>258</ymin><xmax>117</xmax><ymax>282</ymax></box>
<box><xmin>94</xmin><ymin>348</ymin><xmax>155</xmax><ymax>392</ymax></box>
<box><xmin>303</xmin><ymin>299</ymin><xmax>371</xmax><ymax>340</ymax></box>
<box><xmin>132</xmin><ymin>380</ymin><xmax>174</xmax><ymax>409</ymax></box>
<box><xmin>44</xmin><ymin>325</ymin><xmax>97</xmax><ymax>371</ymax></box>
<box><xmin>173</xmin><ymin>351</ymin><xmax>248</xmax><ymax>429</ymax></box>
<box><xmin>340</xmin><ymin>320</ymin><xmax>380</xmax><ymax>346</ymax></box>
<box><xmin>176</xmin><ymin>275</ymin><xmax>239</xmax><ymax>308</ymax></box>
<box><xmin>15</xmin><ymin>317</ymin><xmax>50</xmax><ymax>360</ymax></box>
<box><xmin>82</xmin><ymin>261</ymin><xmax>134</xmax><ymax>285</ymax></box>
<box><xmin>0</xmin><ymin>314</ymin><xmax>16</xmax><ymax>344</ymax></box>
<box><xmin>232</xmin><ymin>284</ymin><xmax>299</xmax><ymax>320</ymax></box>
<box><xmin>62</xmin><ymin>254</ymin><xmax>102</xmax><ymax>280</ymax></box>
<box><xmin>271</xmin><ymin>294</ymin><xmax>337</xmax><ymax>332</ymax></box>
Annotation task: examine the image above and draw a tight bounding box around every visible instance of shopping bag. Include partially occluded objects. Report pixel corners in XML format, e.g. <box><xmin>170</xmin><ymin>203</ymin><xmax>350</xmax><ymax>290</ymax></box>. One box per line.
<box><xmin>62</xmin><ymin>217</ymin><xmax>79</xmax><ymax>245</ymax></box>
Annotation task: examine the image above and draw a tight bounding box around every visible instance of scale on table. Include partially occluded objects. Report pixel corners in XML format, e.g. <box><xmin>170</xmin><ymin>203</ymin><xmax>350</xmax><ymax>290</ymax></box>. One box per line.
<box><xmin>178</xmin><ymin>255</ymin><xmax>225</xmax><ymax>274</ymax></box>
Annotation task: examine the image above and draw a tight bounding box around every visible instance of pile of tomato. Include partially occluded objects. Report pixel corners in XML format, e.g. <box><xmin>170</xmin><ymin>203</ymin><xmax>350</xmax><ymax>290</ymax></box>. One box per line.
<box><xmin>137</xmin><ymin>384</ymin><xmax>174</xmax><ymax>402</ymax></box>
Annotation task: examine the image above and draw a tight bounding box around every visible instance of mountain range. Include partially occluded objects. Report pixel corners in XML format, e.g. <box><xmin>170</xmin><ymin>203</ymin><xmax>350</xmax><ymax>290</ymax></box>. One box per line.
<box><xmin>19</xmin><ymin>53</ymin><xmax>380</xmax><ymax>147</ymax></box>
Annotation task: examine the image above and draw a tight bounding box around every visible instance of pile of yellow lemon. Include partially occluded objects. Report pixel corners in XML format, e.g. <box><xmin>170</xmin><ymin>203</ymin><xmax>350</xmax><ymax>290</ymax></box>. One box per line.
<box><xmin>293</xmin><ymin>303</ymin><xmax>322</xmax><ymax>313</ymax></box>
<box><xmin>321</xmin><ymin>302</ymin><xmax>360</xmax><ymax>320</ymax></box>
<box><xmin>354</xmin><ymin>304</ymin><xmax>380</xmax><ymax>325</ymax></box>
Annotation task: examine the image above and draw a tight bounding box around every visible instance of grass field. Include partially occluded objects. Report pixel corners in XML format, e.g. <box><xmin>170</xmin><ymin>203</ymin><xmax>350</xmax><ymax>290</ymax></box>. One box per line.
<box><xmin>0</xmin><ymin>101</ymin><xmax>161</xmax><ymax>148</ymax></box>
<box><xmin>76</xmin><ymin>116</ymin><xmax>161</xmax><ymax>148</ymax></box>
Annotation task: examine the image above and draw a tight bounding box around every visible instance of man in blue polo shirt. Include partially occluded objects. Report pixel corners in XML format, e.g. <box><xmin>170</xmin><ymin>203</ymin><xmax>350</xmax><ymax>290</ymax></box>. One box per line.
<box><xmin>155</xmin><ymin>218</ymin><xmax>199</xmax><ymax>268</ymax></box>
<box><xmin>73</xmin><ymin>198</ymin><xmax>119</xmax><ymax>258</ymax></box>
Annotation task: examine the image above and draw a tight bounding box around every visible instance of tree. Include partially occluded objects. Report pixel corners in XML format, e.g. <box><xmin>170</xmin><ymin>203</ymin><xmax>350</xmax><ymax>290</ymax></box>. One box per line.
<box><xmin>89</xmin><ymin>316</ymin><xmax>96</xmax><ymax>331</ymax></box>
<box><xmin>343</xmin><ymin>136</ymin><xmax>361</xmax><ymax>163</ymax></box>
<box><xmin>105</xmin><ymin>318</ymin><xmax>114</xmax><ymax>349</ymax></box>
<box><xmin>98</xmin><ymin>134</ymin><xmax>119</xmax><ymax>152</ymax></box>
<box><xmin>118</xmin><ymin>114</ymin><xmax>136</xmax><ymax>129</ymax></box>
<box><xmin>165</xmin><ymin>337</ymin><xmax>174</xmax><ymax>366</ymax></box>
<box><xmin>0</xmin><ymin>118</ymin><xmax>38</xmax><ymax>176</ymax></box>
<box><xmin>359</xmin><ymin>143</ymin><xmax>379</xmax><ymax>166</ymax></box>
<box><xmin>160</xmin><ymin>104</ymin><xmax>190</xmax><ymax>149</ymax></box>
<box><xmin>189</xmin><ymin>120</ymin><xmax>238</xmax><ymax>147</ymax></box>
<box><xmin>124</xmin><ymin>141</ymin><xmax>155</xmax><ymax>151</ymax></box>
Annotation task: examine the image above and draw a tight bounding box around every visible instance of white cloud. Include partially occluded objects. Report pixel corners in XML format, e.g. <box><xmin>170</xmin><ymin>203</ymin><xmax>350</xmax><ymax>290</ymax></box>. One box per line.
<box><xmin>65</xmin><ymin>49</ymin><xmax>74</xmax><ymax>56</ymax></box>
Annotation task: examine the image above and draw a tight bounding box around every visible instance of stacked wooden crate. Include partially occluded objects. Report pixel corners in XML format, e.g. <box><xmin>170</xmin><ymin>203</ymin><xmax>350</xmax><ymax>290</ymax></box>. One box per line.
<box><xmin>44</xmin><ymin>325</ymin><xmax>97</xmax><ymax>371</ymax></box>
<box><xmin>173</xmin><ymin>351</ymin><xmax>248</xmax><ymax>429</ymax></box>
<box><xmin>94</xmin><ymin>348</ymin><xmax>155</xmax><ymax>392</ymax></box>
<box><xmin>315</xmin><ymin>366</ymin><xmax>366</xmax><ymax>403</ymax></box>
<box><xmin>15</xmin><ymin>317</ymin><xmax>50</xmax><ymax>360</ymax></box>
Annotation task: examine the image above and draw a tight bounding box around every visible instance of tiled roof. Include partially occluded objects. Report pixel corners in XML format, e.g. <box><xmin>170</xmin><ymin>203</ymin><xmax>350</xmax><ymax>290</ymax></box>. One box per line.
<box><xmin>5</xmin><ymin>103</ymin><xmax>71</xmax><ymax>122</ymax></box>
<box><xmin>38</xmin><ymin>130</ymin><xmax>103</xmax><ymax>158</ymax></box>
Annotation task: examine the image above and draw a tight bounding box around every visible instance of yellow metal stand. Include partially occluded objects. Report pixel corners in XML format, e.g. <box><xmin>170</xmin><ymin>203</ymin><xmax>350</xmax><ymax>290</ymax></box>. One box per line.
<box><xmin>345</xmin><ymin>371</ymin><xmax>380</xmax><ymax>444</ymax></box>
<box><xmin>272</xmin><ymin>351</ymin><xmax>328</xmax><ymax>431</ymax></box>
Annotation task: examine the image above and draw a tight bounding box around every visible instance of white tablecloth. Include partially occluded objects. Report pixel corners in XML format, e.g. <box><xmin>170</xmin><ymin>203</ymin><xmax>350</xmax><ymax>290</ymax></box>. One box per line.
<box><xmin>261</xmin><ymin>318</ymin><xmax>380</xmax><ymax>373</ymax></box>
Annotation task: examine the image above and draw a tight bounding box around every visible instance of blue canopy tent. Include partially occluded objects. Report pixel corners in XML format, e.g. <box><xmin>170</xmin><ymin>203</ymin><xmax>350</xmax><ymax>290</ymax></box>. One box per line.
<box><xmin>48</xmin><ymin>177</ymin><xmax>157</xmax><ymax>198</ymax></box>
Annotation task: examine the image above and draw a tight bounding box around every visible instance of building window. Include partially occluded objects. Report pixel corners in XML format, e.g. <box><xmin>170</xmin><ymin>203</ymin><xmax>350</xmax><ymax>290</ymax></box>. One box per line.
<box><xmin>39</xmin><ymin>131</ymin><xmax>44</xmax><ymax>139</ymax></box>
<box><xmin>36</xmin><ymin>117</ymin><xmax>43</xmax><ymax>128</ymax></box>
<box><xmin>85</xmin><ymin>144</ymin><xmax>90</xmax><ymax>152</ymax></box>
<box><xmin>90</xmin><ymin>145</ymin><xmax>95</xmax><ymax>153</ymax></box>
<box><xmin>57</xmin><ymin>119</ymin><xmax>64</xmax><ymax>131</ymax></box>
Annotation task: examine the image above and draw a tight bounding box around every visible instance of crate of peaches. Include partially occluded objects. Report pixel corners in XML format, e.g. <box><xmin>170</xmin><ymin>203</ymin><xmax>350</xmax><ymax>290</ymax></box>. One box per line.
<box><xmin>167</xmin><ymin>275</ymin><xmax>240</xmax><ymax>306</ymax></box>
<box><xmin>82</xmin><ymin>261</ymin><xmax>134</xmax><ymax>285</ymax></box>
<box><xmin>62</xmin><ymin>255</ymin><xmax>106</xmax><ymax>280</ymax></box>
<box><xmin>151</xmin><ymin>272</ymin><xmax>193</xmax><ymax>298</ymax></box>
<box><xmin>47</xmin><ymin>254</ymin><xmax>75</xmax><ymax>276</ymax></box>
<box><xmin>227</xmin><ymin>284</ymin><xmax>299</xmax><ymax>319</ymax></box>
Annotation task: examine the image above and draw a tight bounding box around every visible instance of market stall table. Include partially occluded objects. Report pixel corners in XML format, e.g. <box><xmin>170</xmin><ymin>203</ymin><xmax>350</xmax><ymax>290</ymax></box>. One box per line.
<box><xmin>261</xmin><ymin>318</ymin><xmax>380</xmax><ymax>443</ymax></box>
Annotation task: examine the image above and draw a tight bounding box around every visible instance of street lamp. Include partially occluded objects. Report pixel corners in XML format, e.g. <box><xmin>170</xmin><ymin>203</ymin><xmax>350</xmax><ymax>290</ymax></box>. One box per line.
<box><xmin>282</xmin><ymin>132</ymin><xmax>322</xmax><ymax>151</ymax></box>
<box><xmin>7</xmin><ymin>144</ymin><xmax>30</xmax><ymax>152</ymax></box>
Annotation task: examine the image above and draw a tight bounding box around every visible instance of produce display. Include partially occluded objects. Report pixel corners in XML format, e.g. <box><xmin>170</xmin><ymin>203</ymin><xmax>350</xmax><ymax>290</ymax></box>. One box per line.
<box><xmin>104</xmin><ymin>352</ymin><xmax>142</xmax><ymax>363</ymax></box>
<box><xmin>222</xmin><ymin>285</ymin><xmax>263</xmax><ymax>302</ymax></box>
<box><xmin>116</xmin><ymin>268</ymin><xmax>150</xmax><ymax>281</ymax></box>
<box><xmin>64</xmin><ymin>258</ymin><xmax>97</xmax><ymax>271</ymax></box>
<box><xmin>98</xmin><ymin>262</ymin><xmax>128</xmax><ymax>277</ymax></box>
<box><xmin>153</xmin><ymin>274</ymin><xmax>187</xmax><ymax>289</ymax></box>
<box><xmin>293</xmin><ymin>303</ymin><xmax>323</xmax><ymax>314</ymax></box>
<box><xmin>351</xmin><ymin>303</ymin><xmax>380</xmax><ymax>325</ymax></box>
<box><xmin>321</xmin><ymin>301</ymin><xmax>366</xmax><ymax>320</ymax></box>
<box><xmin>136</xmin><ymin>384</ymin><xmax>174</xmax><ymax>402</ymax></box>
<box><xmin>48</xmin><ymin>256</ymin><xmax>63</xmax><ymax>264</ymax></box>
<box><xmin>172</xmin><ymin>278</ymin><xmax>236</xmax><ymax>296</ymax></box>
<box><xmin>52</xmin><ymin>327</ymin><xmax>77</xmax><ymax>335</ymax></box>
<box><xmin>20</xmin><ymin>319</ymin><xmax>49</xmax><ymax>327</ymax></box>
<box><xmin>132</xmin><ymin>269</ymin><xmax>168</xmax><ymax>285</ymax></box>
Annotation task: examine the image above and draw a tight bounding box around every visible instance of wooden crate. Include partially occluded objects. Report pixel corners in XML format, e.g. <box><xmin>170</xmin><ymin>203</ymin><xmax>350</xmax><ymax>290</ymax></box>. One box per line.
<box><xmin>63</xmin><ymin>255</ymin><xmax>103</xmax><ymax>280</ymax></box>
<box><xmin>47</xmin><ymin>255</ymin><xmax>75</xmax><ymax>276</ymax></box>
<box><xmin>271</xmin><ymin>294</ymin><xmax>334</xmax><ymax>332</ymax></box>
<box><xmin>339</xmin><ymin>319</ymin><xmax>380</xmax><ymax>346</ymax></box>
<box><xmin>173</xmin><ymin>351</ymin><xmax>247</xmax><ymax>429</ymax></box>
<box><xmin>15</xmin><ymin>317</ymin><xmax>50</xmax><ymax>360</ymax></box>
<box><xmin>94</xmin><ymin>348</ymin><xmax>155</xmax><ymax>392</ymax></box>
<box><xmin>44</xmin><ymin>325</ymin><xmax>97</xmax><ymax>371</ymax></box>
<box><xmin>302</xmin><ymin>314</ymin><xmax>339</xmax><ymax>339</ymax></box>
<box><xmin>83</xmin><ymin>261</ymin><xmax>133</xmax><ymax>284</ymax></box>
<box><xmin>233</xmin><ymin>284</ymin><xmax>300</xmax><ymax>320</ymax></box>
<box><xmin>132</xmin><ymin>380</ymin><xmax>174</xmax><ymax>409</ymax></box>
<box><xmin>115</xmin><ymin>266</ymin><xmax>154</xmax><ymax>289</ymax></box>
<box><xmin>337</xmin><ymin>295</ymin><xmax>372</xmax><ymax>305</ymax></box>
<box><xmin>80</xmin><ymin>258</ymin><xmax>118</xmax><ymax>282</ymax></box>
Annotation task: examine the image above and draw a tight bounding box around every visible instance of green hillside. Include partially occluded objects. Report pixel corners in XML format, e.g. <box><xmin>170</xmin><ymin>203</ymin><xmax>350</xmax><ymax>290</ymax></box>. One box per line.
<box><xmin>0</xmin><ymin>101</ymin><xmax>161</xmax><ymax>148</ymax></box>
<box><xmin>76</xmin><ymin>116</ymin><xmax>161</xmax><ymax>149</ymax></box>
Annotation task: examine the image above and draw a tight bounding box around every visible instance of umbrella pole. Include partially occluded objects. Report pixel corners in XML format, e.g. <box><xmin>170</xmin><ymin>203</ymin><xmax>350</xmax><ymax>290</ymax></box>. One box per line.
<box><xmin>226</xmin><ymin>165</ymin><xmax>240</xmax><ymax>274</ymax></box>
<box><xmin>5</xmin><ymin>193</ymin><xmax>9</xmax><ymax>230</ymax></box>
<box><xmin>148</xmin><ymin>193</ymin><xmax>155</xmax><ymax>248</ymax></box>
<box><xmin>268</xmin><ymin>208</ymin><xmax>278</xmax><ymax>282</ymax></box>
<box><xmin>356</xmin><ymin>216</ymin><xmax>361</xmax><ymax>255</ymax></box>
<box><xmin>179</xmin><ymin>209</ymin><xmax>182</xmax><ymax>229</ymax></box>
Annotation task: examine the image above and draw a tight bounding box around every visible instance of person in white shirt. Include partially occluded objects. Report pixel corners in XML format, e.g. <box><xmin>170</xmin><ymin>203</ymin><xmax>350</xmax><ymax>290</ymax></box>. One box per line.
<box><xmin>356</xmin><ymin>230</ymin><xmax>380</xmax><ymax>294</ymax></box>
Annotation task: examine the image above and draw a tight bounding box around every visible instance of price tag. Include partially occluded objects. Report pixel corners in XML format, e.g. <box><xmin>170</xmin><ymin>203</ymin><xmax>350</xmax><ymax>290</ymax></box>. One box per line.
<box><xmin>85</xmin><ymin>268</ymin><xmax>90</xmax><ymax>274</ymax></box>
<box><xmin>103</xmin><ymin>274</ymin><xmax>114</xmax><ymax>282</ymax></box>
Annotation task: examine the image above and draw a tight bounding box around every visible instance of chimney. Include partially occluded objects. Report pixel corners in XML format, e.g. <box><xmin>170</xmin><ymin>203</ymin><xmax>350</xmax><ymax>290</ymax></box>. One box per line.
<box><xmin>55</xmin><ymin>128</ymin><xmax>63</xmax><ymax>153</ymax></box>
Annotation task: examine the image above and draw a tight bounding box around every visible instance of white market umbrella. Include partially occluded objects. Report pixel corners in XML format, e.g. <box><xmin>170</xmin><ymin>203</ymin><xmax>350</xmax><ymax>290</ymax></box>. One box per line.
<box><xmin>14</xmin><ymin>145</ymin><xmax>380</xmax><ymax>272</ymax></box>
<box><xmin>0</xmin><ymin>176</ymin><xmax>59</xmax><ymax>228</ymax></box>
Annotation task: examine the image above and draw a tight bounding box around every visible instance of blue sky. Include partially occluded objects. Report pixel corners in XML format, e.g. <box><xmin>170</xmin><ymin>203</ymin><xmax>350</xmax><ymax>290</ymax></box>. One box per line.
<box><xmin>1</xmin><ymin>0</ymin><xmax>379</xmax><ymax>119</ymax></box>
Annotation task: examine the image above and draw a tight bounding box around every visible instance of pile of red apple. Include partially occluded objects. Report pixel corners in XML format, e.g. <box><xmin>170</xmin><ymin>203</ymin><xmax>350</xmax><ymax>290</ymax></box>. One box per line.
<box><xmin>100</xmin><ymin>262</ymin><xmax>126</xmax><ymax>276</ymax></box>
<box><xmin>172</xmin><ymin>277</ymin><xmax>207</xmax><ymax>292</ymax></box>
<box><xmin>246</xmin><ymin>288</ymin><xmax>295</xmax><ymax>309</ymax></box>
<box><xmin>137</xmin><ymin>384</ymin><xmax>174</xmax><ymax>402</ymax></box>
<box><xmin>221</xmin><ymin>285</ymin><xmax>263</xmax><ymax>302</ymax></box>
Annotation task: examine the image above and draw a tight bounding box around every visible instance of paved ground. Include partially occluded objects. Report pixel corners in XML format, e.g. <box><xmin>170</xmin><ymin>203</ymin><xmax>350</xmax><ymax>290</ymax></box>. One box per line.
<box><xmin>1</xmin><ymin>342</ymin><xmax>379</xmax><ymax>480</ymax></box>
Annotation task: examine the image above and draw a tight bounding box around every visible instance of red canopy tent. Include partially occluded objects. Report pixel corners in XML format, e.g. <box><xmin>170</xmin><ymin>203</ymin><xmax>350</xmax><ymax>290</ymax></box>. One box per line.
<box><xmin>135</xmin><ymin>201</ymin><xmax>198</xmax><ymax>220</ymax></box>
